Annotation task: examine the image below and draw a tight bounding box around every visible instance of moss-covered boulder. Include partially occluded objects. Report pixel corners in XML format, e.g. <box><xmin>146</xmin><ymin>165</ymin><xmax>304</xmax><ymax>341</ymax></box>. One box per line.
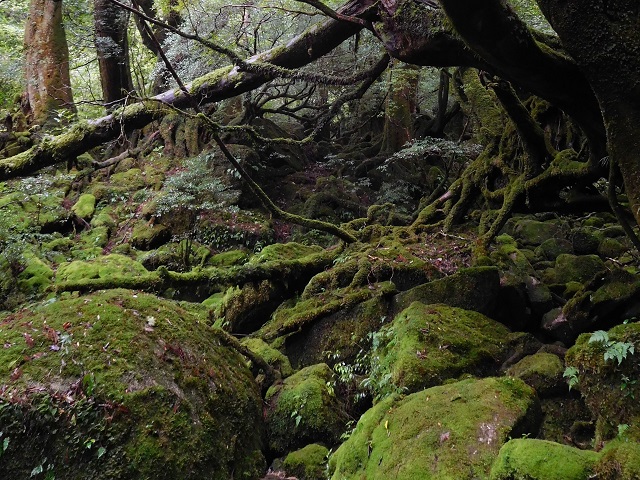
<box><xmin>393</xmin><ymin>266</ymin><xmax>500</xmax><ymax>316</ymax></box>
<box><xmin>565</xmin><ymin>322</ymin><xmax>640</xmax><ymax>442</ymax></box>
<box><xmin>0</xmin><ymin>289</ymin><xmax>265</xmax><ymax>479</ymax></box>
<box><xmin>371</xmin><ymin>303</ymin><xmax>527</xmax><ymax>396</ymax></box>
<box><xmin>282</xmin><ymin>443</ymin><xmax>329</xmax><ymax>480</ymax></box>
<box><xmin>595</xmin><ymin>439</ymin><xmax>640</xmax><ymax>479</ymax></box>
<box><xmin>489</xmin><ymin>438</ymin><xmax>599</xmax><ymax>480</ymax></box>
<box><xmin>266</xmin><ymin>363</ymin><xmax>348</xmax><ymax>456</ymax></box>
<box><xmin>55</xmin><ymin>254</ymin><xmax>149</xmax><ymax>284</ymax></box>
<box><xmin>329</xmin><ymin>377</ymin><xmax>540</xmax><ymax>479</ymax></box>
<box><xmin>131</xmin><ymin>220</ymin><xmax>170</xmax><ymax>250</ymax></box>
<box><xmin>534</xmin><ymin>238</ymin><xmax>574</xmax><ymax>261</ymax></box>
<box><xmin>513</xmin><ymin>219</ymin><xmax>564</xmax><ymax>247</ymax></box>
<box><xmin>543</xmin><ymin>254</ymin><xmax>605</xmax><ymax>285</ymax></box>
<box><xmin>16</xmin><ymin>252</ymin><xmax>53</xmax><ymax>295</ymax></box>
<box><xmin>71</xmin><ymin>193</ymin><xmax>96</xmax><ymax>219</ymax></box>
<box><xmin>506</xmin><ymin>352</ymin><xmax>565</xmax><ymax>398</ymax></box>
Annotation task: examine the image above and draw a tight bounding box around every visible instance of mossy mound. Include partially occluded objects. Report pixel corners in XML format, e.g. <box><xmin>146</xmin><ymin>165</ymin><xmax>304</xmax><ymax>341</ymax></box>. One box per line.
<box><xmin>282</xmin><ymin>443</ymin><xmax>329</xmax><ymax>480</ymax></box>
<box><xmin>595</xmin><ymin>439</ymin><xmax>640</xmax><ymax>479</ymax></box>
<box><xmin>55</xmin><ymin>254</ymin><xmax>149</xmax><ymax>284</ymax></box>
<box><xmin>71</xmin><ymin>193</ymin><xmax>96</xmax><ymax>219</ymax></box>
<box><xmin>373</xmin><ymin>303</ymin><xmax>521</xmax><ymax>395</ymax></box>
<box><xmin>506</xmin><ymin>352</ymin><xmax>565</xmax><ymax>398</ymax></box>
<box><xmin>250</xmin><ymin>242</ymin><xmax>323</xmax><ymax>263</ymax></box>
<box><xmin>565</xmin><ymin>322</ymin><xmax>640</xmax><ymax>442</ymax></box>
<box><xmin>513</xmin><ymin>219</ymin><xmax>564</xmax><ymax>247</ymax></box>
<box><xmin>266</xmin><ymin>363</ymin><xmax>348</xmax><ymax>456</ymax></box>
<box><xmin>131</xmin><ymin>220</ymin><xmax>170</xmax><ymax>250</ymax></box>
<box><xmin>489</xmin><ymin>438</ymin><xmax>598</xmax><ymax>480</ymax></box>
<box><xmin>329</xmin><ymin>377</ymin><xmax>540</xmax><ymax>479</ymax></box>
<box><xmin>0</xmin><ymin>289</ymin><xmax>265</xmax><ymax>479</ymax></box>
<box><xmin>218</xmin><ymin>280</ymin><xmax>287</xmax><ymax>334</ymax></box>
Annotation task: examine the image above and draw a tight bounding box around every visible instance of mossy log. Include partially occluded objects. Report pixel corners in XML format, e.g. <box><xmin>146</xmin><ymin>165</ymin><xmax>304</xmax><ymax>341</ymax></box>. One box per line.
<box><xmin>55</xmin><ymin>246</ymin><xmax>342</xmax><ymax>295</ymax></box>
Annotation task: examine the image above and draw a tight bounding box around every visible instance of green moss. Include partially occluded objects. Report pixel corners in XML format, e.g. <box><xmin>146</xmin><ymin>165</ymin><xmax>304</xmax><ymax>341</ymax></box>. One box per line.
<box><xmin>266</xmin><ymin>363</ymin><xmax>348</xmax><ymax>455</ymax></box>
<box><xmin>80</xmin><ymin>225</ymin><xmax>110</xmax><ymax>249</ymax></box>
<box><xmin>329</xmin><ymin>377</ymin><xmax>539</xmax><ymax>480</ymax></box>
<box><xmin>548</xmin><ymin>254</ymin><xmax>606</xmax><ymax>284</ymax></box>
<box><xmin>109</xmin><ymin>168</ymin><xmax>146</xmax><ymax>191</ymax></box>
<box><xmin>595</xmin><ymin>440</ymin><xmax>640</xmax><ymax>479</ymax></box>
<box><xmin>242</xmin><ymin>337</ymin><xmax>294</xmax><ymax>378</ymax></box>
<box><xmin>250</xmin><ymin>242</ymin><xmax>323</xmax><ymax>263</ymax></box>
<box><xmin>489</xmin><ymin>439</ymin><xmax>599</xmax><ymax>480</ymax></box>
<box><xmin>71</xmin><ymin>193</ymin><xmax>96</xmax><ymax>219</ymax></box>
<box><xmin>283</xmin><ymin>443</ymin><xmax>329</xmax><ymax>480</ymax></box>
<box><xmin>506</xmin><ymin>353</ymin><xmax>564</xmax><ymax>398</ymax></box>
<box><xmin>513</xmin><ymin>219</ymin><xmax>564</xmax><ymax>247</ymax></box>
<box><xmin>207</xmin><ymin>249</ymin><xmax>249</xmax><ymax>267</ymax></box>
<box><xmin>566</xmin><ymin>322</ymin><xmax>640</xmax><ymax>443</ymax></box>
<box><xmin>17</xmin><ymin>253</ymin><xmax>53</xmax><ymax>294</ymax></box>
<box><xmin>55</xmin><ymin>254</ymin><xmax>148</xmax><ymax>283</ymax></box>
<box><xmin>131</xmin><ymin>221</ymin><xmax>170</xmax><ymax>250</ymax></box>
<box><xmin>374</xmin><ymin>303</ymin><xmax>517</xmax><ymax>395</ymax></box>
<box><xmin>0</xmin><ymin>289</ymin><xmax>265</xmax><ymax>479</ymax></box>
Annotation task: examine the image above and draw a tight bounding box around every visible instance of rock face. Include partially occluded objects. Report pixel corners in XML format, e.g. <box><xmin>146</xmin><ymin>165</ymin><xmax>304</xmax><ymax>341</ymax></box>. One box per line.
<box><xmin>0</xmin><ymin>290</ymin><xmax>265</xmax><ymax>479</ymax></box>
<box><xmin>329</xmin><ymin>377</ymin><xmax>540</xmax><ymax>479</ymax></box>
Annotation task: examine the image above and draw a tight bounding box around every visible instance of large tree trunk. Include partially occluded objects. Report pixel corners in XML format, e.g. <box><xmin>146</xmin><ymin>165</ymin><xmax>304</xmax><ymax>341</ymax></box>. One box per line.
<box><xmin>380</xmin><ymin>63</ymin><xmax>419</xmax><ymax>154</ymax></box>
<box><xmin>94</xmin><ymin>0</ymin><xmax>135</xmax><ymax>109</ymax></box>
<box><xmin>536</xmin><ymin>0</ymin><xmax>640</xmax><ymax>227</ymax></box>
<box><xmin>24</xmin><ymin>0</ymin><xmax>76</xmax><ymax>126</ymax></box>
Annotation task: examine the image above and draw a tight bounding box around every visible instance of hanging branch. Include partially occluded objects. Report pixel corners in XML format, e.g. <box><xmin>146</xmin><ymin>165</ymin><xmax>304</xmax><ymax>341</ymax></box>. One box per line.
<box><xmin>133</xmin><ymin>0</ymin><xmax>358</xmax><ymax>243</ymax></box>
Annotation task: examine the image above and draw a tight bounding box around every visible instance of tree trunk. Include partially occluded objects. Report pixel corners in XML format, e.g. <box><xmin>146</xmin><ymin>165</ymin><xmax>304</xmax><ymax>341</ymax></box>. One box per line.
<box><xmin>24</xmin><ymin>0</ymin><xmax>76</xmax><ymax>126</ymax></box>
<box><xmin>380</xmin><ymin>63</ymin><xmax>419</xmax><ymax>154</ymax></box>
<box><xmin>536</xmin><ymin>0</ymin><xmax>640</xmax><ymax>226</ymax></box>
<box><xmin>94</xmin><ymin>0</ymin><xmax>135</xmax><ymax>109</ymax></box>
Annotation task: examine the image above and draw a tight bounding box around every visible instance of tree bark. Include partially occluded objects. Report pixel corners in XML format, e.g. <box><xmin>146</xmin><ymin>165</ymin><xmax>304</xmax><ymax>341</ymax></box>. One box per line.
<box><xmin>94</xmin><ymin>0</ymin><xmax>135</xmax><ymax>109</ymax></box>
<box><xmin>380</xmin><ymin>63</ymin><xmax>419</xmax><ymax>154</ymax></box>
<box><xmin>536</xmin><ymin>0</ymin><xmax>640</xmax><ymax>226</ymax></box>
<box><xmin>24</xmin><ymin>0</ymin><xmax>76</xmax><ymax>126</ymax></box>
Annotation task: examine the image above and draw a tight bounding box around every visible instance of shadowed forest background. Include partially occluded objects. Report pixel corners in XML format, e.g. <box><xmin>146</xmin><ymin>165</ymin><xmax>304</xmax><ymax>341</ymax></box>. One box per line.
<box><xmin>1</xmin><ymin>0</ymin><xmax>640</xmax><ymax>478</ymax></box>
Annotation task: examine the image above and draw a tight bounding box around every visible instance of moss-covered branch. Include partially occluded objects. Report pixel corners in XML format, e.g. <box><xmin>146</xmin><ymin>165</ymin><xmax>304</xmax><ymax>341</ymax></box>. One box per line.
<box><xmin>55</xmin><ymin>247</ymin><xmax>342</xmax><ymax>295</ymax></box>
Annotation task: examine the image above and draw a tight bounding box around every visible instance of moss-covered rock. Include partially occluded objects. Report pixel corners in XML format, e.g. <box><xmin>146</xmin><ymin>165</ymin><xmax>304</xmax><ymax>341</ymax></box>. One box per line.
<box><xmin>534</xmin><ymin>238</ymin><xmax>574</xmax><ymax>261</ymax></box>
<box><xmin>598</xmin><ymin>237</ymin><xmax>628</xmax><ymax>258</ymax></box>
<box><xmin>250</xmin><ymin>242</ymin><xmax>323</xmax><ymax>264</ymax></box>
<box><xmin>489</xmin><ymin>438</ymin><xmax>599</xmax><ymax>480</ymax></box>
<box><xmin>506</xmin><ymin>353</ymin><xmax>565</xmax><ymax>398</ymax></box>
<box><xmin>55</xmin><ymin>254</ymin><xmax>149</xmax><ymax>283</ymax></box>
<box><xmin>242</xmin><ymin>337</ymin><xmax>294</xmax><ymax>378</ymax></box>
<box><xmin>131</xmin><ymin>221</ymin><xmax>170</xmax><ymax>250</ymax></box>
<box><xmin>329</xmin><ymin>377</ymin><xmax>540</xmax><ymax>479</ymax></box>
<box><xmin>544</xmin><ymin>268</ymin><xmax>640</xmax><ymax>343</ymax></box>
<box><xmin>207</xmin><ymin>249</ymin><xmax>249</xmax><ymax>267</ymax></box>
<box><xmin>71</xmin><ymin>193</ymin><xmax>96</xmax><ymax>219</ymax></box>
<box><xmin>372</xmin><ymin>303</ymin><xmax>524</xmax><ymax>395</ymax></box>
<box><xmin>571</xmin><ymin>227</ymin><xmax>603</xmax><ymax>255</ymax></box>
<box><xmin>282</xmin><ymin>443</ymin><xmax>329</xmax><ymax>480</ymax></box>
<box><xmin>266</xmin><ymin>363</ymin><xmax>348</xmax><ymax>456</ymax></box>
<box><xmin>543</xmin><ymin>254</ymin><xmax>605</xmax><ymax>285</ymax></box>
<box><xmin>595</xmin><ymin>439</ymin><xmax>640</xmax><ymax>479</ymax></box>
<box><xmin>0</xmin><ymin>289</ymin><xmax>265</xmax><ymax>479</ymax></box>
<box><xmin>393</xmin><ymin>266</ymin><xmax>500</xmax><ymax>316</ymax></box>
<box><xmin>16</xmin><ymin>252</ymin><xmax>53</xmax><ymax>295</ymax></box>
<box><xmin>513</xmin><ymin>219</ymin><xmax>565</xmax><ymax>247</ymax></box>
<box><xmin>218</xmin><ymin>280</ymin><xmax>287</xmax><ymax>334</ymax></box>
<box><xmin>565</xmin><ymin>322</ymin><xmax>640</xmax><ymax>443</ymax></box>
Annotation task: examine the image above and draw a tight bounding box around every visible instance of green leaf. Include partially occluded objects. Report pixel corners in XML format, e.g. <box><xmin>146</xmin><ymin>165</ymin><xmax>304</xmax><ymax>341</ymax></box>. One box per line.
<box><xmin>589</xmin><ymin>330</ymin><xmax>609</xmax><ymax>345</ymax></box>
<box><xmin>97</xmin><ymin>447</ymin><xmax>106</xmax><ymax>459</ymax></box>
